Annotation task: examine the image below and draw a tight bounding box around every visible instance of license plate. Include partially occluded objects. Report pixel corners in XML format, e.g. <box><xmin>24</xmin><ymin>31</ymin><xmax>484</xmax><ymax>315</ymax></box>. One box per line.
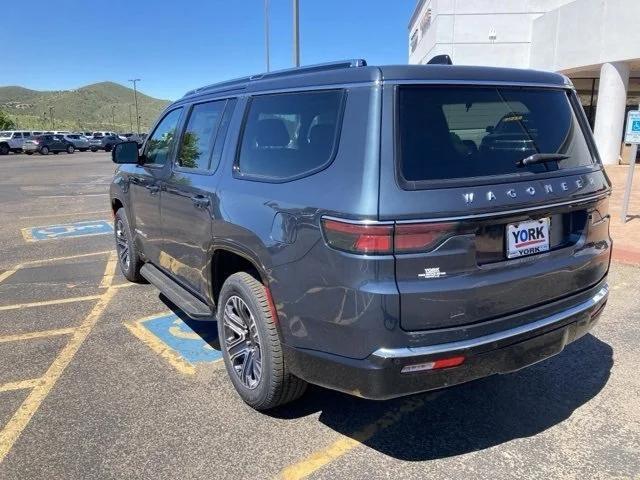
<box><xmin>506</xmin><ymin>218</ymin><xmax>550</xmax><ymax>259</ymax></box>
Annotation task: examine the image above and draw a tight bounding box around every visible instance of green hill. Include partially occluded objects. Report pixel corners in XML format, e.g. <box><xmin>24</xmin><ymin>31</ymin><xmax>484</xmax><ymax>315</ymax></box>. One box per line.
<box><xmin>0</xmin><ymin>82</ymin><xmax>170</xmax><ymax>133</ymax></box>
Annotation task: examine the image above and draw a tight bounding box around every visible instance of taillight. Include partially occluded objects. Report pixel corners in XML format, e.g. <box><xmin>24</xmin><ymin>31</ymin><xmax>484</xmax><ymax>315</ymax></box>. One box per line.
<box><xmin>321</xmin><ymin>218</ymin><xmax>393</xmax><ymax>254</ymax></box>
<box><xmin>321</xmin><ymin>218</ymin><xmax>458</xmax><ymax>255</ymax></box>
<box><xmin>394</xmin><ymin>222</ymin><xmax>458</xmax><ymax>253</ymax></box>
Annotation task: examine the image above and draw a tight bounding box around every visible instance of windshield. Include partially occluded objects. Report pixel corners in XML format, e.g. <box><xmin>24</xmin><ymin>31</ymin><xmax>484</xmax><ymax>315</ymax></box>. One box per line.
<box><xmin>397</xmin><ymin>86</ymin><xmax>595</xmax><ymax>184</ymax></box>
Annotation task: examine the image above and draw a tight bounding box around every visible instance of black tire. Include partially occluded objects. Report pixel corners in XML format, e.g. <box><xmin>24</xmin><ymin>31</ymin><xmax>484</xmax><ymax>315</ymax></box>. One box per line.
<box><xmin>217</xmin><ymin>272</ymin><xmax>307</xmax><ymax>410</ymax></box>
<box><xmin>105</xmin><ymin>144</ymin><xmax>112</xmax><ymax>152</ymax></box>
<box><xmin>66</xmin><ymin>145</ymin><xmax>75</xmax><ymax>154</ymax></box>
<box><xmin>90</xmin><ymin>147</ymin><xmax>98</xmax><ymax>152</ymax></box>
<box><xmin>39</xmin><ymin>146</ymin><xmax>49</xmax><ymax>155</ymax></box>
<box><xmin>114</xmin><ymin>208</ymin><xmax>142</xmax><ymax>282</ymax></box>
<box><xmin>0</xmin><ymin>143</ymin><xmax>9</xmax><ymax>155</ymax></box>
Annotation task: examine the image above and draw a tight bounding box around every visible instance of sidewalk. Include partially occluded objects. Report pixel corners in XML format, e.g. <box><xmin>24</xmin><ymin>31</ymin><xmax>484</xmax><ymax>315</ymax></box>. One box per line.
<box><xmin>605</xmin><ymin>165</ymin><xmax>640</xmax><ymax>266</ymax></box>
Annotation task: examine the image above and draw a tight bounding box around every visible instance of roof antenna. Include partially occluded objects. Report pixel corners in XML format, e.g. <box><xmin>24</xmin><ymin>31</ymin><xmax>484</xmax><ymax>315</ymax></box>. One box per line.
<box><xmin>427</xmin><ymin>54</ymin><xmax>453</xmax><ymax>65</ymax></box>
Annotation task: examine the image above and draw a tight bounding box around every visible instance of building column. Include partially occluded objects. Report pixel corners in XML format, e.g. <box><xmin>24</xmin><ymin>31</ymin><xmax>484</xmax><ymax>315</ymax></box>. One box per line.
<box><xmin>593</xmin><ymin>62</ymin><xmax>630</xmax><ymax>165</ymax></box>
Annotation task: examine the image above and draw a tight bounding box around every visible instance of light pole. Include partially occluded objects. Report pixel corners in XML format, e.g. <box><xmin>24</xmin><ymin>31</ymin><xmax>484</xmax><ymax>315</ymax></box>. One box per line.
<box><xmin>264</xmin><ymin>0</ymin><xmax>270</xmax><ymax>72</ymax></box>
<box><xmin>292</xmin><ymin>0</ymin><xmax>300</xmax><ymax>67</ymax></box>
<box><xmin>49</xmin><ymin>106</ymin><xmax>54</xmax><ymax>130</ymax></box>
<box><xmin>128</xmin><ymin>104</ymin><xmax>133</xmax><ymax>132</ymax></box>
<box><xmin>128</xmin><ymin>78</ymin><xmax>141</xmax><ymax>134</ymax></box>
<box><xmin>111</xmin><ymin>105</ymin><xmax>116</xmax><ymax>132</ymax></box>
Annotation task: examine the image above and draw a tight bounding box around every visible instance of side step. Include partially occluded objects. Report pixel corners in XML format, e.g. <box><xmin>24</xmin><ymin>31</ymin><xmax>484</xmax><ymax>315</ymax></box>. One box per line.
<box><xmin>140</xmin><ymin>263</ymin><xmax>214</xmax><ymax>320</ymax></box>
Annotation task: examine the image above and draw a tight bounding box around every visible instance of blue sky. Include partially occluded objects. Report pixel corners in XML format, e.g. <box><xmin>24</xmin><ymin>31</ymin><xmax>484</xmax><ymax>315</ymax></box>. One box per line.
<box><xmin>2</xmin><ymin>0</ymin><xmax>413</xmax><ymax>100</ymax></box>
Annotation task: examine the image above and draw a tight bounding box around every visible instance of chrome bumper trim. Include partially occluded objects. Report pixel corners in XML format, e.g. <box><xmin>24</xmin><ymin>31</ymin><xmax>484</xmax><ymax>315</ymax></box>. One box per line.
<box><xmin>372</xmin><ymin>284</ymin><xmax>609</xmax><ymax>360</ymax></box>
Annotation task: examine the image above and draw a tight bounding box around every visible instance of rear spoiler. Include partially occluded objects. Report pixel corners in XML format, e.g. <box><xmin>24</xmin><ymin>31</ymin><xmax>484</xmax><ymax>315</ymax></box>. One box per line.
<box><xmin>427</xmin><ymin>54</ymin><xmax>453</xmax><ymax>65</ymax></box>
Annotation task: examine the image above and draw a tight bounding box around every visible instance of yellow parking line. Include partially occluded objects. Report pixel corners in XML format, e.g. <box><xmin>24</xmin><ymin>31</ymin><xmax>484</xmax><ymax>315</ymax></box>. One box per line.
<box><xmin>0</xmin><ymin>295</ymin><xmax>101</xmax><ymax>312</ymax></box>
<box><xmin>0</xmin><ymin>327</ymin><xmax>76</xmax><ymax>344</ymax></box>
<box><xmin>124</xmin><ymin>314</ymin><xmax>196</xmax><ymax>376</ymax></box>
<box><xmin>0</xmin><ymin>379</ymin><xmax>41</xmax><ymax>393</ymax></box>
<box><xmin>0</xmin><ymin>251</ymin><xmax>119</xmax><ymax>463</ymax></box>
<box><xmin>0</xmin><ymin>251</ymin><xmax>113</xmax><ymax>286</ymax></box>
<box><xmin>0</xmin><ymin>268</ymin><xmax>18</xmax><ymax>285</ymax></box>
<box><xmin>277</xmin><ymin>394</ymin><xmax>440</xmax><ymax>480</ymax></box>
<box><xmin>19</xmin><ymin>211</ymin><xmax>111</xmax><ymax>220</ymax></box>
<box><xmin>99</xmin><ymin>254</ymin><xmax>118</xmax><ymax>288</ymax></box>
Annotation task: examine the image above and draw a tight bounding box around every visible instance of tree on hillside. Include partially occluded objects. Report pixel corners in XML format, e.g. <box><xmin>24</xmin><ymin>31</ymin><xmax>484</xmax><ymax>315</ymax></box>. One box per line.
<box><xmin>0</xmin><ymin>110</ymin><xmax>16</xmax><ymax>130</ymax></box>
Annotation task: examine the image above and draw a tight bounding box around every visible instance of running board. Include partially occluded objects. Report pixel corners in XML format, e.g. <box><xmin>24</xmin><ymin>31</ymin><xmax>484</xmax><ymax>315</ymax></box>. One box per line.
<box><xmin>140</xmin><ymin>263</ymin><xmax>214</xmax><ymax>320</ymax></box>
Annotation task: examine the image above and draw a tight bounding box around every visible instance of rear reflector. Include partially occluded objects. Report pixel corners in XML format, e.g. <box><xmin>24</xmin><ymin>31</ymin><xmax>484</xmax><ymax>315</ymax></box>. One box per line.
<box><xmin>401</xmin><ymin>355</ymin><xmax>465</xmax><ymax>373</ymax></box>
<box><xmin>321</xmin><ymin>218</ymin><xmax>393</xmax><ymax>254</ymax></box>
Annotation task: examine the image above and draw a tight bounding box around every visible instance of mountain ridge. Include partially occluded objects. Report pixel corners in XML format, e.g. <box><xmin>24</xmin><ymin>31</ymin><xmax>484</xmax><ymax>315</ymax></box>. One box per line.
<box><xmin>0</xmin><ymin>82</ymin><xmax>170</xmax><ymax>132</ymax></box>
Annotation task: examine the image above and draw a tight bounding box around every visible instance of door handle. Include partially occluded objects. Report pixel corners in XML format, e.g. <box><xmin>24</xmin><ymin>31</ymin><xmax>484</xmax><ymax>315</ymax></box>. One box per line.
<box><xmin>145</xmin><ymin>184</ymin><xmax>160</xmax><ymax>194</ymax></box>
<box><xmin>191</xmin><ymin>195</ymin><xmax>210</xmax><ymax>209</ymax></box>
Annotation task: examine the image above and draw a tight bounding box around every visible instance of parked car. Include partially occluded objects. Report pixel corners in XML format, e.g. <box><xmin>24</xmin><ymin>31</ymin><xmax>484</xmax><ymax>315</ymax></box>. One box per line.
<box><xmin>121</xmin><ymin>133</ymin><xmax>145</xmax><ymax>146</ymax></box>
<box><xmin>62</xmin><ymin>134</ymin><xmax>90</xmax><ymax>151</ymax></box>
<box><xmin>109</xmin><ymin>60</ymin><xmax>611</xmax><ymax>411</ymax></box>
<box><xmin>92</xmin><ymin>131</ymin><xmax>118</xmax><ymax>138</ymax></box>
<box><xmin>89</xmin><ymin>134</ymin><xmax>122</xmax><ymax>152</ymax></box>
<box><xmin>0</xmin><ymin>131</ymin><xmax>32</xmax><ymax>154</ymax></box>
<box><xmin>23</xmin><ymin>134</ymin><xmax>75</xmax><ymax>155</ymax></box>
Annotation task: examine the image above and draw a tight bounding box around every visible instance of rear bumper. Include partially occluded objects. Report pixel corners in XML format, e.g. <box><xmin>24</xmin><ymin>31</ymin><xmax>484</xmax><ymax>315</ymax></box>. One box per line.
<box><xmin>284</xmin><ymin>282</ymin><xmax>608</xmax><ymax>400</ymax></box>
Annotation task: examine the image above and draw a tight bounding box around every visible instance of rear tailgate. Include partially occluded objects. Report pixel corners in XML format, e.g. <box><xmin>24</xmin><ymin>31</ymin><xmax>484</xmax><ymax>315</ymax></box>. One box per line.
<box><xmin>380</xmin><ymin>82</ymin><xmax>611</xmax><ymax>332</ymax></box>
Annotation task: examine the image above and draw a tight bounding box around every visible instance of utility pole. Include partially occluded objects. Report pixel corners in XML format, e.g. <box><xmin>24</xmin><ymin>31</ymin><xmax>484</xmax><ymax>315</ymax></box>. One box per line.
<box><xmin>292</xmin><ymin>0</ymin><xmax>300</xmax><ymax>67</ymax></box>
<box><xmin>49</xmin><ymin>106</ymin><xmax>54</xmax><ymax>130</ymax></box>
<box><xmin>128</xmin><ymin>104</ymin><xmax>133</xmax><ymax>132</ymax></box>
<box><xmin>42</xmin><ymin>111</ymin><xmax>47</xmax><ymax>129</ymax></box>
<box><xmin>264</xmin><ymin>0</ymin><xmax>270</xmax><ymax>72</ymax></box>
<box><xmin>111</xmin><ymin>105</ymin><xmax>116</xmax><ymax>132</ymax></box>
<box><xmin>128</xmin><ymin>78</ymin><xmax>141</xmax><ymax>134</ymax></box>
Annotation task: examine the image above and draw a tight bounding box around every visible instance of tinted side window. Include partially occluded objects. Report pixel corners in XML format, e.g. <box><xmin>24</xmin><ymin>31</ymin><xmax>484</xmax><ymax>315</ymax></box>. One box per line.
<box><xmin>13</xmin><ymin>132</ymin><xmax>22</xmax><ymax>138</ymax></box>
<box><xmin>177</xmin><ymin>100</ymin><xmax>225</xmax><ymax>170</ymax></box>
<box><xmin>237</xmin><ymin>90</ymin><xmax>343</xmax><ymax>180</ymax></box>
<box><xmin>144</xmin><ymin>108</ymin><xmax>183</xmax><ymax>166</ymax></box>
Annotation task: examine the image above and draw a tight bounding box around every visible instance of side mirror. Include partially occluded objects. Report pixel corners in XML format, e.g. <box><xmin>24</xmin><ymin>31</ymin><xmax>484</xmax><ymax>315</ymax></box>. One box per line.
<box><xmin>112</xmin><ymin>141</ymin><xmax>139</xmax><ymax>164</ymax></box>
<box><xmin>485</xmin><ymin>126</ymin><xmax>495</xmax><ymax>134</ymax></box>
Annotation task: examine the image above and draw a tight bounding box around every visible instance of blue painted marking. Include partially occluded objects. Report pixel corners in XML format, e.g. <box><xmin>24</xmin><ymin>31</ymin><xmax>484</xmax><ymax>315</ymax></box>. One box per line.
<box><xmin>142</xmin><ymin>313</ymin><xmax>222</xmax><ymax>364</ymax></box>
<box><xmin>28</xmin><ymin>219</ymin><xmax>113</xmax><ymax>241</ymax></box>
<box><xmin>632</xmin><ymin>120</ymin><xmax>640</xmax><ymax>132</ymax></box>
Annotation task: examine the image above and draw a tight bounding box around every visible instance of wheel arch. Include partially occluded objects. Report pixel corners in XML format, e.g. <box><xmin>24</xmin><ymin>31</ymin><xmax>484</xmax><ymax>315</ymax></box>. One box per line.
<box><xmin>210</xmin><ymin>247</ymin><xmax>270</xmax><ymax>307</ymax></box>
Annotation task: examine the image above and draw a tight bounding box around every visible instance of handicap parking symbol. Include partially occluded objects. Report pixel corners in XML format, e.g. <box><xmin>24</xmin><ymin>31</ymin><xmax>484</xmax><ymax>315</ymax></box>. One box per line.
<box><xmin>126</xmin><ymin>313</ymin><xmax>222</xmax><ymax>373</ymax></box>
<box><xmin>633</xmin><ymin>120</ymin><xmax>640</xmax><ymax>132</ymax></box>
<box><xmin>23</xmin><ymin>219</ymin><xmax>113</xmax><ymax>242</ymax></box>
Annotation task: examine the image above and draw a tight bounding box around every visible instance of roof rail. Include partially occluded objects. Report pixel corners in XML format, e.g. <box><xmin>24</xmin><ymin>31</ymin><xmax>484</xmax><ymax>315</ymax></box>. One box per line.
<box><xmin>183</xmin><ymin>59</ymin><xmax>367</xmax><ymax>98</ymax></box>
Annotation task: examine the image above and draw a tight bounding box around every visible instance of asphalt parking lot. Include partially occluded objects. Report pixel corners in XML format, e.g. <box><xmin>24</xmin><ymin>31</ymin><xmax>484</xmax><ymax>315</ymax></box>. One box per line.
<box><xmin>0</xmin><ymin>151</ymin><xmax>638</xmax><ymax>479</ymax></box>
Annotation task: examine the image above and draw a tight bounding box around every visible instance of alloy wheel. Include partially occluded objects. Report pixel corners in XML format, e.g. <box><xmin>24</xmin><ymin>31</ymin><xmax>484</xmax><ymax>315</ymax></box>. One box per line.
<box><xmin>115</xmin><ymin>218</ymin><xmax>130</xmax><ymax>270</ymax></box>
<box><xmin>223</xmin><ymin>295</ymin><xmax>262</xmax><ymax>389</ymax></box>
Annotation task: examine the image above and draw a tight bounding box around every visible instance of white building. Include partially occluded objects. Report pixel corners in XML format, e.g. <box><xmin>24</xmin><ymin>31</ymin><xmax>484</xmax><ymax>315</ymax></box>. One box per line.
<box><xmin>408</xmin><ymin>0</ymin><xmax>640</xmax><ymax>165</ymax></box>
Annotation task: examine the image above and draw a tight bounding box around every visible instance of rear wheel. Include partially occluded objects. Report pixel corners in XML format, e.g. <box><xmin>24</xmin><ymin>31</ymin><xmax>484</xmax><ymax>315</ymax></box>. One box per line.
<box><xmin>66</xmin><ymin>145</ymin><xmax>75</xmax><ymax>154</ymax></box>
<box><xmin>218</xmin><ymin>272</ymin><xmax>307</xmax><ymax>410</ymax></box>
<box><xmin>105</xmin><ymin>144</ymin><xmax>112</xmax><ymax>152</ymax></box>
<box><xmin>114</xmin><ymin>208</ymin><xmax>142</xmax><ymax>282</ymax></box>
<box><xmin>39</xmin><ymin>146</ymin><xmax>49</xmax><ymax>155</ymax></box>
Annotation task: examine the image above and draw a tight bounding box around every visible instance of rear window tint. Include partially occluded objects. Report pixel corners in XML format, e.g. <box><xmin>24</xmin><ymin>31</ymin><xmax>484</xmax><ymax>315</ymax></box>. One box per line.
<box><xmin>237</xmin><ymin>90</ymin><xmax>343</xmax><ymax>181</ymax></box>
<box><xmin>397</xmin><ymin>86</ymin><xmax>595</xmax><ymax>185</ymax></box>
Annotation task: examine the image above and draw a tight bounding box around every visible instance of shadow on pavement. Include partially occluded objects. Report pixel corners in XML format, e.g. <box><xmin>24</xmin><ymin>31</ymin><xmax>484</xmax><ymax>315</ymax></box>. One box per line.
<box><xmin>269</xmin><ymin>334</ymin><xmax>612</xmax><ymax>461</ymax></box>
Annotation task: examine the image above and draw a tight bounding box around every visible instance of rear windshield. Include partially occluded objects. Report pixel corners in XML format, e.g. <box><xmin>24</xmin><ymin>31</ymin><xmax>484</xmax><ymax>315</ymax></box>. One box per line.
<box><xmin>397</xmin><ymin>86</ymin><xmax>595</xmax><ymax>185</ymax></box>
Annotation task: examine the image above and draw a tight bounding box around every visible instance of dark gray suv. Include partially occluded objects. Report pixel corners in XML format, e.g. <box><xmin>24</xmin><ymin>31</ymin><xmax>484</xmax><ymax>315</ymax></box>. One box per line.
<box><xmin>110</xmin><ymin>60</ymin><xmax>611</xmax><ymax>410</ymax></box>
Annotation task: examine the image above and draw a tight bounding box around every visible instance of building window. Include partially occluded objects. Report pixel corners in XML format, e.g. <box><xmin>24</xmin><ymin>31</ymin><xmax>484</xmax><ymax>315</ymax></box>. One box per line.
<box><xmin>410</xmin><ymin>30</ymin><xmax>418</xmax><ymax>53</ymax></box>
<box><xmin>420</xmin><ymin>8</ymin><xmax>432</xmax><ymax>36</ymax></box>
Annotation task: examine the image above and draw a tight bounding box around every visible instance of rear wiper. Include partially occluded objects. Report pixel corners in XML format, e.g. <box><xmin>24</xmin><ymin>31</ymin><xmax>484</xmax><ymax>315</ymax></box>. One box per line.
<box><xmin>517</xmin><ymin>153</ymin><xmax>570</xmax><ymax>167</ymax></box>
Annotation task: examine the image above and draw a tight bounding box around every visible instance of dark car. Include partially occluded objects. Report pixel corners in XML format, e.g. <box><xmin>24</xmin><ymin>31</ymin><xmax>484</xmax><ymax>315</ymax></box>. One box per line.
<box><xmin>109</xmin><ymin>60</ymin><xmax>611</xmax><ymax>411</ymax></box>
<box><xmin>22</xmin><ymin>134</ymin><xmax>75</xmax><ymax>155</ymax></box>
<box><xmin>89</xmin><ymin>134</ymin><xmax>122</xmax><ymax>152</ymax></box>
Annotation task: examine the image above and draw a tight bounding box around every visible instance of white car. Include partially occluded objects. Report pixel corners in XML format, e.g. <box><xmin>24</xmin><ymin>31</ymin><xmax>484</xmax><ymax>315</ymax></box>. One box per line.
<box><xmin>0</xmin><ymin>131</ymin><xmax>33</xmax><ymax>155</ymax></box>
